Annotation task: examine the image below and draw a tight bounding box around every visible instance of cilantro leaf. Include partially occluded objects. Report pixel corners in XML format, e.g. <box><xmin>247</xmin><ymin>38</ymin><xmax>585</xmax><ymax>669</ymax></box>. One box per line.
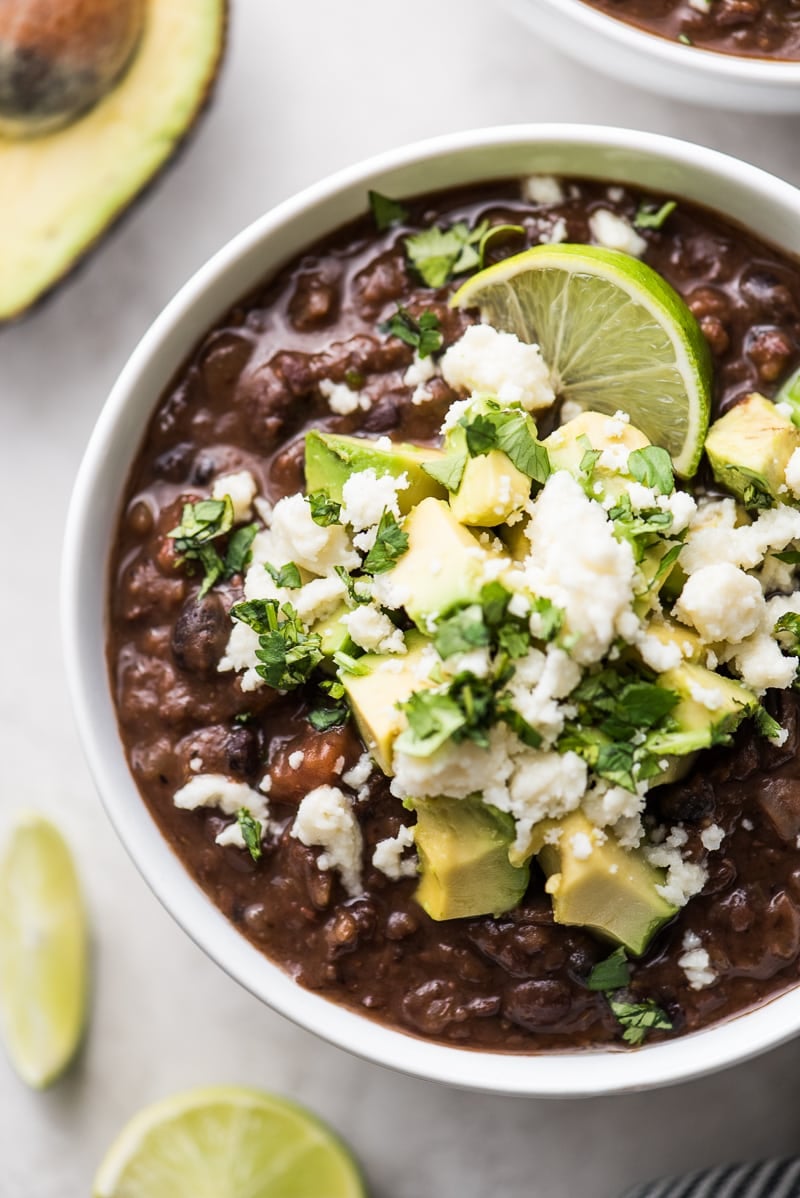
<box><xmin>587</xmin><ymin>947</ymin><xmax>630</xmax><ymax>992</ymax></box>
<box><xmin>236</xmin><ymin>808</ymin><xmax>263</xmax><ymax>863</ymax></box>
<box><xmin>753</xmin><ymin>704</ymin><xmax>785</xmax><ymax>741</ymax></box>
<box><xmin>224</xmin><ymin>523</ymin><xmax>258</xmax><ymax>578</ymax></box>
<box><xmin>265</xmin><ymin>561</ymin><xmax>302</xmax><ymax>589</ymax></box>
<box><xmin>422</xmin><ymin>451</ymin><xmax>468</xmax><ymax>493</ymax></box>
<box><xmin>775</xmin><ymin>611</ymin><xmax>800</xmax><ymax>654</ymax></box>
<box><xmin>404</xmin><ymin>220</ymin><xmax>489</xmax><ymax>288</ymax></box>
<box><xmin>368</xmin><ymin>190</ymin><xmax>408</xmax><ymax>231</ymax></box>
<box><xmin>345</xmin><ymin>369</ymin><xmax>365</xmax><ymax>389</ymax></box>
<box><xmin>609</xmin><ymin>998</ymin><xmax>672</xmax><ymax>1046</ymax></box>
<box><xmin>362</xmin><ymin>509</ymin><xmax>409</xmax><ymax>574</ymax></box>
<box><xmin>594</xmin><ymin>742</ymin><xmax>638</xmax><ymax>791</ymax></box>
<box><xmin>434</xmin><ymin>605</ymin><xmax>490</xmax><ymax>659</ymax></box>
<box><xmin>647</xmin><ymin>543</ymin><xmax>683</xmax><ymax>593</ymax></box>
<box><xmin>628</xmin><ymin>446</ymin><xmax>675</xmax><ymax>495</ymax></box>
<box><xmin>477</xmin><ymin>223</ymin><xmax>525</xmax><ymax>269</ymax></box>
<box><xmin>494</xmin><ymin>696</ymin><xmax>543</xmax><ymax>748</ymax></box>
<box><xmin>462</xmin><ymin>413</ymin><xmax>498</xmax><ymax>456</ymax></box>
<box><xmin>459</xmin><ymin>407</ymin><xmax>550</xmax><ymax>484</ymax></box>
<box><xmin>308</xmin><ymin>702</ymin><xmax>349</xmax><ymax>731</ymax></box>
<box><xmin>773</xmin><ymin>550</ymin><xmax>800</xmax><ymax>564</ymax></box>
<box><xmin>231</xmin><ymin>599</ymin><xmax>323</xmax><ymax>690</ymax></box>
<box><xmin>307</xmin><ymin>491</ymin><xmax>342</xmax><ymax>526</ymax></box>
<box><xmin>168</xmin><ymin>495</ymin><xmax>251</xmax><ymax>597</ymax></box>
<box><xmin>480</xmin><ymin>581</ymin><xmax>512</xmax><ymax>627</ymax></box>
<box><xmin>334</xmin><ymin>651</ymin><xmax>369</xmax><ymax>676</ymax></box>
<box><xmin>334</xmin><ymin>565</ymin><xmax>370</xmax><ymax>606</ymax></box>
<box><xmin>379</xmin><ymin>306</ymin><xmax>443</xmax><ymax>359</ymax></box>
<box><xmin>529</xmin><ymin>596</ymin><xmax>565</xmax><ymax>643</ymax></box>
<box><xmin>634</xmin><ymin>200</ymin><xmax>677</xmax><ymax>231</ymax></box>
<box><xmin>578</xmin><ymin>434</ymin><xmax>601</xmax><ymax>479</ymax></box>
<box><xmin>395</xmin><ymin>690</ymin><xmax>467</xmax><ymax>757</ymax></box>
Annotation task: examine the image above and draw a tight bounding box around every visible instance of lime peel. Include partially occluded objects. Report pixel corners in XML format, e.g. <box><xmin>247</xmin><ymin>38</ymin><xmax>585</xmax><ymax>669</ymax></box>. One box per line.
<box><xmin>451</xmin><ymin>243</ymin><xmax>712</xmax><ymax>477</ymax></box>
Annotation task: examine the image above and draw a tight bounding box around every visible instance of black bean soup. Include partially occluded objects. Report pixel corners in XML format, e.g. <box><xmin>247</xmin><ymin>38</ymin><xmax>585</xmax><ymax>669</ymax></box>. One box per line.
<box><xmin>583</xmin><ymin>0</ymin><xmax>800</xmax><ymax>59</ymax></box>
<box><xmin>109</xmin><ymin>178</ymin><xmax>800</xmax><ymax>1051</ymax></box>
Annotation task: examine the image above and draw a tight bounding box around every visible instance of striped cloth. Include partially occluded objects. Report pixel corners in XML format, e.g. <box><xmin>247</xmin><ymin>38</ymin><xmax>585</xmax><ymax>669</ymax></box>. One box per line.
<box><xmin>622</xmin><ymin>1159</ymin><xmax>800</xmax><ymax>1198</ymax></box>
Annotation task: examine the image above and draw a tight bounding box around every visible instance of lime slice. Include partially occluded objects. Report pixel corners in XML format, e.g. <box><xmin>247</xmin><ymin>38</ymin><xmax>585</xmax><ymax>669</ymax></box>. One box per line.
<box><xmin>451</xmin><ymin>244</ymin><xmax>713</xmax><ymax>477</ymax></box>
<box><xmin>92</xmin><ymin>1085</ymin><xmax>366</xmax><ymax>1198</ymax></box>
<box><xmin>0</xmin><ymin>812</ymin><xmax>88</xmax><ymax>1088</ymax></box>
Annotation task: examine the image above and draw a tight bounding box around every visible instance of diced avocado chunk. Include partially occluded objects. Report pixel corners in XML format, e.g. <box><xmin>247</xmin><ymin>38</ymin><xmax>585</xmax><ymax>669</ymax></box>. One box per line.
<box><xmin>412</xmin><ymin>795</ymin><xmax>530</xmax><ymax>921</ymax></box>
<box><xmin>521</xmin><ymin>812</ymin><xmax>676</xmax><ymax>956</ymax></box>
<box><xmin>449</xmin><ymin>449</ymin><xmax>531</xmax><ymax>527</ymax></box>
<box><xmin>387</xmin><ymin>497</ymin><xmax>497</xmax><ymax>630</ymax></box>
<box><xmin>544</xmin><ymin>410</ymin><xmax>651</xmax><ymax>501</ymax></box>
<box><xmin>304</xmin><ymin>431</ymin><xmax>447</xmax><ymax>511</ymax></box>
<box><xmin>499</xmin><ymin>514</ymin><xmax>530</xmax><ymax>562</ymax></box>
<box><xmin>705</xmin><ymin>393</ymin><xmax>800</xmax><ymax>510</ymax></box>
<box><xmin>340</xmin><ymin>631</ymin><xmax>432</xmax><ymax>773</ymax></box>
<box><xmin>647</xmin><ymin>663</ymin><xmax>758</xmax><ymax>757</ymax></box>
<box><xmin>313</xmin><ymin>604</ymin><xmax>354</xmax><ymax>658</ymax></box>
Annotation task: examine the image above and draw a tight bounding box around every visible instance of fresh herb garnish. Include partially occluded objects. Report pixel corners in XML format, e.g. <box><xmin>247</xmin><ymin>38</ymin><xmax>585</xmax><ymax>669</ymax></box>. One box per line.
<box><xmin>587</xmin><ymin>947</ymin><xmax>630</xmax><ymax>992</ymax></box>
<box><xmin>308</xmin><ymin>703</ymin><xmax>349</xmax><ymax>731</ymax></box>
<box><xmin>647</xmin><ymin>543</ymin><xmax>683</xmax><ymax>592</ymax></box>
<box><xmin>307</xmin><ymin>491</ymin><xmax>342</xmax><ymax>527</ymax></box>
<box><xmin>396</xmin><ymin>689</ymin><xmax>469</xmax><ymax>756</ymax></box>
<box><xmin>774</xmin><ymin>611</ymin><xmax>800</xmax><ymax>654</ymax></box>
<box><xmin>405</xmin><ymin>219</ymin><xmax>490</xmax><ymax>288</ymax></box>
<box><xmin>578</xmin><ymin>434</ymin><xmax>601</xmax><ymax>479</ymax></box>
<box><xmin>231</xmin><ymin>599</ymin><xmax>323</xmax><ymax>690</ymax></box>
<box><xmin>477</xmin><ymin>223</ymin><xmax>525</xmax><ymax>269</ymax></box>
<box><xmin>434</xmin><ymin>605</ymin><xmax>490</xmax><ymax>659</ymax></box>
<box><xmin>529</xmin><ymin>596</ymin><xmax>565</xmax><ymax>643</ymax></box>
<box><xmin>609</xmin><ymin>998</ymin><xmax>673</xmax><ymax>1046</ymax></box>
<box><xmin>628</xmin><ymin>446</ymin><xmax>675</xmax><ymax>495</ymax></box>
<box><xmin>362</xmin><ymin>509</ymin><xmax>409</xmax><ymax>574</ymax></box>
<box><xmin>422</xmin><ymin>450</ymin><xmax>469</xmax><ymax>493</ymax></box>
<box><xmin>168</xmin><ymin>497</ymin><xmax>257</xmax><ymax>597</ymax></box>
<box><xmin>634</xmin><ymin>200</ymin><xmax>677</xmax><ymax>231</ymax></box>
<box><xmin>334</xmin><ymin>565</ymin><xmax>370</xmax><ymax>605</ymax></box>
<box><xmin>753</xmin><ymin>704</ymin><xmax>785</xmax><ymax>740</ymax></box>
<box><xmin>677</xmin><ymin>32</ymin><xmax>693</xmax><ymax>45</ymax></box>
<box><xmin>344</xmin><ymin>369</ymin><xmax>366</xmax><ymax>390</ymax></box>
<box><xmin>334</xmin><ymin>651</ymin><xmax>369</xmax><ymax>676</ymax></box>
<box><xmin>368</xmin><ymin>190</ymin><xmax>408</xmax><ymax>231</ymax></box>
<box><xmin>379</xmin><ymin>306</ymin><xmax>443</xmax><ymax>359</ymax></box>
<box><xmin>459</xmin><ymin>405</ymin><xmax>551</xmax><ymax>484</ymax></box>
<box><xmin>236</xmin><ymin>808</ymin><xmax>263</xmax><ymax>862</ymax></box>
<box><xmin>773</xmin><ymin>550</ymin><xmax>800</xmax><ymax>565</ymax></box>
<box><xmin>265</xmin><ymin>561</ymin><xmax>302</xmax><ymax>589</ymax></box>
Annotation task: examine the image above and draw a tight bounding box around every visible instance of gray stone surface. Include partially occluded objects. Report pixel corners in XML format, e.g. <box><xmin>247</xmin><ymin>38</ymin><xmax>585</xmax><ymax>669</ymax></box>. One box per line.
<box><xmin>4</xmin><ymin>2</ymin><xmax>800</xmax><ymax>1194</ymax></box>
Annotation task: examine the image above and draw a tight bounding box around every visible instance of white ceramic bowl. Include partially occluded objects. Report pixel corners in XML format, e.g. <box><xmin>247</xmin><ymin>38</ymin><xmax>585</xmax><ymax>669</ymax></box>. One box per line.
<box><xmin>505</xmin><ymin>0</ymin><xmax>800</xmax><ymax>112</ymax></box>
<box><xmin>63</xmin><ymin>124</ymin><xmax>800</xmax><ymax>1096</ymax></box>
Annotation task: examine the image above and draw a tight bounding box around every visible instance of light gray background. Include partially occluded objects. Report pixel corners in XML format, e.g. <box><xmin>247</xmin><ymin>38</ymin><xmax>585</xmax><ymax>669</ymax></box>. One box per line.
<box><xmin>4</xmin><ymin>2</ymin><xmax>800</xmax><ymax>1194</ymax></box>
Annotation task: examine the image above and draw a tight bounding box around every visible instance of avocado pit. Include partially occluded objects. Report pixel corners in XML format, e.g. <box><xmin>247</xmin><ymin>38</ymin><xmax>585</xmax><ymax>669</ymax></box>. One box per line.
<box><xmin>0</xmin><ymin>0</ymin><xmax>145</xmax><ymax>137</ymax></box>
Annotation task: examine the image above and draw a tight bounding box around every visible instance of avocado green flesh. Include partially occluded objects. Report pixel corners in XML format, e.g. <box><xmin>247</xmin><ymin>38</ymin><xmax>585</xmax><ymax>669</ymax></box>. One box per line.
<box><xmin>303</xmin><ymin>431</ymin><xmax>447</xmax><ymax>511</ymax></box>
<box><xmin>0</xmin><ymin>0</ymin><xmax>227</xmax><ymax>321</ymax></box>
<box><xmin>705</xmin><ymin>392</ymin><xmax>800</xmax><ymax>509</ymax></box>
<box><xmin>313</xmin><ymin>604</ymin><xmax>354</xmax><ymax>658</ymax></box>
<box><xmin>412</xmin><ymin>796</ymin><xmax>529</xmax><ymax>921</ymax></box>
<box><xmin>648</xmin><ymin>663</ymin><xmax>757</xmax><ymax>757</ymax></box>
<box><xmin>533</xmin><ymin>813</ymin><xmax>676</xmax><ymax>956</ymax></box>
<box><xmin>340</xmin><ymin>631</ymin><xmax>432</xmax><ymax>774</ymax></box>
<box><xmin>449</xmin><ymin>449</ymin><xmax>531</xmax><ymax>526</ymax></box>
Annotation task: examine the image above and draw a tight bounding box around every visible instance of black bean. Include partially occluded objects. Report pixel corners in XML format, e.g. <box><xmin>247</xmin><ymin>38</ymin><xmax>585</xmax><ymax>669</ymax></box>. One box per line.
<box><xmin>171</xmin><ymin>592</ymin><xmax>229</xmax><ymax>678</ymax></box>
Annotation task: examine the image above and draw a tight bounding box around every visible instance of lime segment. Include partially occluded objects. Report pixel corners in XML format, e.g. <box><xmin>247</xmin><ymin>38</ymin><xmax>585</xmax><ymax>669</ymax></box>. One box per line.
<box><xmin>92</xmin><ymin>1085</ymin><xmax>366</xmax><ymax>1198</ymax></box>
<box><xmin>0</xmin><ymin>812</ymin><xmax>88</xmax><ymax>1088</ymax></box>
<box><xmin>451</xmin><ymin>244</ymin><xmax>712</xmax><ymax>477</ymax></box>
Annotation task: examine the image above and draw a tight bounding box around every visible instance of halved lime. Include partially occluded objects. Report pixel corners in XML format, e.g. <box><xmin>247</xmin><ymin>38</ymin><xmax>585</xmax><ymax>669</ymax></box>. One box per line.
<box><xmin>451</xmin><ymin>244</ymin><xmax>713</xmax><ymax>477</ymax></box>
<box><xmin>0</xmin><ymin>812</ymin><xmax>88</xmax><ymax>1088</ymax></box>
<box><xmin>92</xmin><ymin>1085</ymin><xmax>366</xmax><ymax>1198</ymax></box>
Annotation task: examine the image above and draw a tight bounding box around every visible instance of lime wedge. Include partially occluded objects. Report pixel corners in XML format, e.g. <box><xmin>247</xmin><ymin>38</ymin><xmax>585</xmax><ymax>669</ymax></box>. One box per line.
<box><xmin>0</xmin><ymin>812</ymin><xmax>88</xmax><ymax>1088</ymax></box>
<box><xmin>92</xmin><ymin>1085</ymin><xmax>366</xmax><ymax>1198</ymax></box>
<box><xmin>451</xmin><ymin>244</ymin><xmax>712</xmax><ymax>477</ymax></box>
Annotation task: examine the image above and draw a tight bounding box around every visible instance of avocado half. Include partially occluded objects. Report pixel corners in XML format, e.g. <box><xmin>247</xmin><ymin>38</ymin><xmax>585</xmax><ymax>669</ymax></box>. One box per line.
<box><xmin>0</xmin><ymin>0</ymin><xmax>227</xmax><ymax>322</ymax></box>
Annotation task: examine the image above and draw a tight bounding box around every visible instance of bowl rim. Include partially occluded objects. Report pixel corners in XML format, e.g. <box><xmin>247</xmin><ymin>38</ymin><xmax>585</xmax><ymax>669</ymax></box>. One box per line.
<box><xmin>524</xmin><ymin>0</ymin><xmax>800</xmax><ymax>81</ymax></box>
<box><xmin>62</xmin><ymin>122</ymin><xmax>800</xmax><ymax>1097</ymax></box>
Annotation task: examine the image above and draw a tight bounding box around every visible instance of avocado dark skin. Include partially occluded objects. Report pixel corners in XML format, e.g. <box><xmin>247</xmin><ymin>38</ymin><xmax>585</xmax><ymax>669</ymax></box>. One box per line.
<box><xmin>0</xmin><ymin>0</ymin><xmax>228</xmax><ymax>323</ymax></box>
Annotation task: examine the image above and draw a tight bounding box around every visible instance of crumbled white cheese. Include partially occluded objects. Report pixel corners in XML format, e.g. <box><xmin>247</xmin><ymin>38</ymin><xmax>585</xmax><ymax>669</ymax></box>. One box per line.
<box><xmin>645</xmin><ymin>841</ymin><xmax>707</xmax><ymax>907</ymax></box>
<box><xmin>341</xmin><ymin>468</ymin><xmax>408</xmax><ymax>531</ymax></box>
<box><xmin>404</xmin><ymin>352</ymin><xmax>437</xmax><ymax>388</ymax></box>
<box><xmin>288</xmin><ymin>750</ymin><xmax>305</xmax><ymax>770</ymax></box>
<box><xmin>521</xmin><ymin>472</ymin><xmax>636</xmax><ymax>664</ymax></box>
<box><xmin>678</xmin><ymin>930</ymin><xmax>716</xmax><ymax>989</ymax></box>
<box><xmin>785</xmin><ymin>448</ymin><xmax>800</xmax><ymax>499</ymax></box>
<box><xmin>342</xmin><ymin>604</ymin><xmax>406</xmax><ymax>654</ymax></box>
<box><xmin>173</xmin><ymin>774</ymin><xmax>269</xmax><ymax>852</ymax></box>
<box><xmin>682</xmin><ymin>501</ymin><xmax>800</xmax><ymax>575</ymax></box>
<box><xmin>254</xmin><ymin>495</ymin><xmax>273</xmax><ymax>526</ymax></box>
<box><xmin>507</xmin><ymin>749</ymin><xmax>588</xmax><ymax>857</ymax></box>
<box><xmin>440</xmin><ymin>324</ymin><xmax>555</xmax><ymax>412</ymax></box>
<box><xmin>319</xmin><ymin>377</ymin><xmax>370</xmax><ymax>415</ymax></box>
<box><xmin>569</xmin><ymin>831</ymin><xmax>594</xmax><ymax>861</ymax></box>
<box><xmin>583</xmin><ymin>781</ymin><xmax>645</xmax><ymax>833</ymax></box>
<box><xmin>686</xmin><ymin>678</ymin><xmax>725</xmax><ymax>711</ymax></box>
<box><xmin>260</xmin><ymin>493</ymin><xmax>359</xmax><ymax>576</ymax></box>
<box><xmin>560</xmin><ymin>399</ymin><xmax>583</xmax><ymax>425</ymax></box>
<box><xmin>589</xmin><ymin>209</ymin><xmax>647</xmax><ymax>258</ymax></box>
<box><xmin>292</xmin><ymin>574</ymin><xmax>347</xmax><ymax>624</ymax></box>
<box><xmin>342</xmin><ymin>752</ymin><xmax>373</xmax><ymax>792</ymax></box>
<box><xmin>212</xmin><ymin>470</ymin><xmax>258</xmax><ymax>523</ymax></box>
<box><xmin>724</xmin><ymin>632</ymin><xmax>798</xmax><ymax>694</ymax></box>
<box><xmin>658</xmin><ymin>489</ymin><xmax>697</xmax><ymax>535</ymax></box>
<box><xmin>700</xmin><ymin>824</ymin><xmax>725</xmax><ymax>851</ymax></box>
<box><xmin>291</xmin><ymin>785</ymin><xmax>363</xmax><ymax>897</ymax></box>
<box><xmin>189</xmin><ymin>756</ymin><xmax>202</xmax><ymax>772</ymax></box>
<box><xmin>674</xmin><ymin>563</ymin><xmax>765</xmax><ymax>643</ymax></box>
<box><xmin>523</xmin><ymin>175</ymin><xmax>564</xmax><ymax>205</ymax></box>
<box><xmin>688</xmin><ymin>0</ymin><xmax>711</xmax><ymax>12</ymax></box>
<box><xmin>372</xmin><ymin>824</ymin><xmax>417</xmax><ymax>880</ymax></box>
<box><xmin>259</xmin><ymin>773</ymin><xmax>273</xmax><ymax>794</ymax></box>
<box><xmin>392</xmin><ymin>725</ymin><xmax>515</xmax><ymax>812</ymax></box>
<box><xmin>506</xmin><ymin>646</ymin><xmax>581</xmax><ymax>746</ymax></box>
<box><xmin>540</xmin><ymin>217</ymin><xmax>568</xmax><ymax>245</ymax></box>
<box><xmin>636</xmin><ymin>630</ymin><xmax>682</xmax><ymax>673</ymax></box>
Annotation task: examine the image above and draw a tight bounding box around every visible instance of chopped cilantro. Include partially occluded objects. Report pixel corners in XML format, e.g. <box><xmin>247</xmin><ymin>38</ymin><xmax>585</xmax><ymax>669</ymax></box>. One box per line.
<box><xmin>647</xmin><ymin>543</ymin><xmax>683</xmax><ymax>592</ymax></box>
<box><xmin>434</xmin><ymin>605</ymin><xmax>490</xmax><ymax>659</ymax></box>
<box><xmin>225</xmin><ymin>523</ymin><xmax>258</xmax><ymax>578</ymax></box>
<box><xmin>236</xmin><ymin>808</ymin><xmax>263</xmax><ymax>863</ymax></box>
<box><xmin>168</xmin><ymin>496</ymin><xmax>255</xmax><ymax>597</ymax></box>
<box><xmin>422</xmin><ymin>450</ymin><xmax>468</xmax><ymax>493</ymax></box>
<box><xmin>334</xmin><ymin>565</ymin><xmax>370</xmax><ymax>605</ymax></box>
<box><xmin>404</xmin><ymin>219</ymin><xmax>490</xmax><ymax>288</ymax></box>
<box><xmin>477</xmin><ymin>223</ymin><xmax>525</xmax><ymax>269</ymax></box>
<box><xmin>265</xmin><ymin>561</ymin><xmax>302</xmax><ymax>589</ymax></box>
<box><xmin>529</xmin><ymin>596</ymin><xmax>565</xmax><ymax>643</ymax></box>
<box><xmin>634</xmin><ymin>200</ymin><xmax>677</xmax><ymax>231</ymax></box>
<box><xmin>344</xmin><ymin>369</ymin><xmax>366</xmax><ymax>390</ymax></box>
<box><xmin>480</xmin><ymin>581</ymin><xmax>513</xmax><ymax>627</ymax></box>
<box><xmin>379</xmin><ymin>306</ymin><xmax>443</xmax><ymax>359</ymax></box>
<box><xmin>368</xmin><ymin>190</ymin><xmax>408</xmax><ymax>231</ymax></box>
<box><xmin>628</xmin><ymin>446</ymin><xmax>675</xmax><ymax>495</ymax></box>
<box><xmin>677</xmin><ymin>32</ymin><xmax>693</xmax><ymax>44</ymax></box>
<box><xmin>753</xmin><ymin>704</ymin><xmax>785</xmax><ymax>741</ymax></box>
<box><xmin>463</xmin><ymin>413</ymin><xmax>498</xmax><ymax>457</ymax></box>
<box><xmin>773</xmin><ymin>550</ymin><xmax>800</xmax><ymax>565</ymax></box>
<box><xmin>587</xmin><ymin>947</ymin><xmax>630</xmax><ymax>992</ymax></box>
<box><xmin>578</xmin><ymin>434</ymin><xmax>601</xmax><ymax>479</ymax></box>
<box><xmin>334</xmin><ymin>651</ymin><xmax>369</xmax><ymax>676</ymax></box>
<box><xmin>396</xmin><ymin>690</ymin><xmax>467</xmax><ymax>756</ymax></box>
<box><xmin>609</xmin><ymin>998</ymin><xmax>672</xmax><ymax>1046</ymax></box>
<box><xmin>362</xmin><ymin>509</ymin><xmax>409</xmax><ymax>574</ymax></box>
<box><xmin>459</xmin><ymin>405</ymin><xmax>550</xmax><ymax>483</ymax></box>
<box><xmin>233</xmin><ymin>712</ymin><xmax>253</xmax><ymax>724</ymax></box>
<box><xmin>231</xmin><ymin>599</ymin><xmax>323</xmax><ymax>690</ymax></box>
<box><xmin>307</xmin><ymin>491</ymin><xmax>342</xmax><ymax>526</ymax></box>
<box><xmin>308</xmin><ymin>702</ymin><xmax>349</xmax><ymax>731</ymax></box>
<box><xmin>775</xmin><ymin>611</ymin><xmax>800</xmax><ymax>654</ymax></box>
